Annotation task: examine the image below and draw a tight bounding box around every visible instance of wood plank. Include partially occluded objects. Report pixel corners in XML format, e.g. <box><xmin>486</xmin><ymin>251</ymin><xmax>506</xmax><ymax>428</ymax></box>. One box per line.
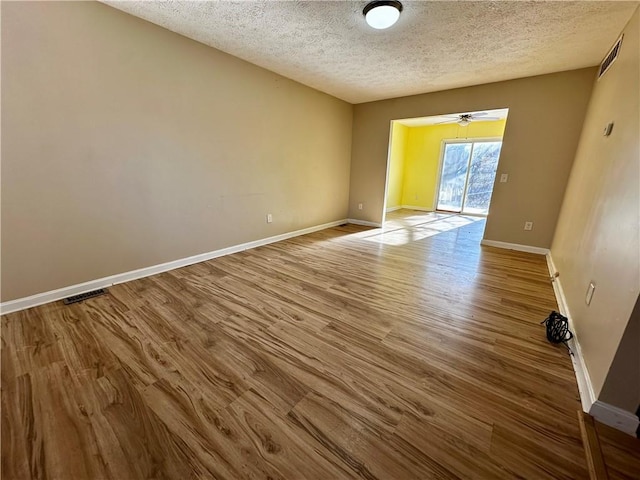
<box><xmin>578</xmin><ymin>410</ymin><xmax>609</xmax><ymax>480</ymax></box>
<box><xmin>594</xmin><ymin>418</ymin><xmax>640</xmax><ymax>480</ymax></box>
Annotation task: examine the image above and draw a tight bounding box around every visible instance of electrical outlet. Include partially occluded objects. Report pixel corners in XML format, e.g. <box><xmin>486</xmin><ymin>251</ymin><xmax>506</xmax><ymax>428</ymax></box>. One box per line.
<box><xmin>358</xmin><ymin>203</ymin><xmax>363</xmax><ymax>210</ymax></box>
<box><xmin>524</xmin><ymin>221</ymin><xmax>533</xmax><ymax>231</ymax></box>
<box><xmin>500</xmin><ymin>173</ymin><xmax>509</xmax><ymax>183</ymax></box>
<box><xmin>586</xmin><ymin>282</ymin><xmax>596</xmax><ymax>305</ymax></box>
<box><xmin>266</xmin><ymin>213</ymin><xmax>273</xmax><ymax>223</ymax></box>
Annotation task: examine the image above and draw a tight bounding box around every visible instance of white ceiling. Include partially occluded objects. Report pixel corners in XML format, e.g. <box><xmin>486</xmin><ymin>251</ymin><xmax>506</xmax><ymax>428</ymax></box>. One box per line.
<box><xmin>396</xmin><ymin>108</ymin><xmax>509</xmax><ymax>127</ymax></box>
<box><xmin>104</xmin><ymin>1</ymin><xmax>638</xmax><ymax>104</ymax></box>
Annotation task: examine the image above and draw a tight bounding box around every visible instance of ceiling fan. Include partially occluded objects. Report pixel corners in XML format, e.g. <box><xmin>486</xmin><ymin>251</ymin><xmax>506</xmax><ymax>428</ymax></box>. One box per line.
<box><xmin>436</xmin><ymin>112</ymin><xmax>502</xmax><ymax>126</ymax></box>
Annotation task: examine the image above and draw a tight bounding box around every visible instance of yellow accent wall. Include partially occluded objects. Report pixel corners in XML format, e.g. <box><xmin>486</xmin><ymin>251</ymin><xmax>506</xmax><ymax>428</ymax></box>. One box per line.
<box><xmin>389</xmin><ymin>120</ymin><xmax>507</xmax><ymax>210</ymax></box>
<box><xmin>386</xmin><ymin>123</ymin><xmax>409</xmax><ymax>208</ymax></box>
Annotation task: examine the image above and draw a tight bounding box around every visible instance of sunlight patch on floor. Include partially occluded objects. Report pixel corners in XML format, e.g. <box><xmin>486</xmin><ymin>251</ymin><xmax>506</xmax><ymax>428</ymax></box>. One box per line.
<box><xmin>363</xmin><ymin>215</ymin><xmax>484</xmax><ymax>246</ymax></box>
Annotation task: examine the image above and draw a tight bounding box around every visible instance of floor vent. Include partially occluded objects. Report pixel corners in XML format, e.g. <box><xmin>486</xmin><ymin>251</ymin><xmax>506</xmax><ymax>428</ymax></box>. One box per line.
<box><xmin>63</xmin><ymin>288</ymin><xmax>108</xmax><ymax>305</ymax></box>
<box><xmin>598</xmin><ymin>35</ymin><xmax>623</xmax><ymax>80</ymax></box>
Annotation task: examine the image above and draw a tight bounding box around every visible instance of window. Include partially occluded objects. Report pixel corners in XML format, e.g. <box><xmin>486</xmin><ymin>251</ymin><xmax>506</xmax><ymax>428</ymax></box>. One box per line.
<box><xmin>436</xmin><ymin>140</ymin><xmax>502</xmax><ymax>215</ymax></box>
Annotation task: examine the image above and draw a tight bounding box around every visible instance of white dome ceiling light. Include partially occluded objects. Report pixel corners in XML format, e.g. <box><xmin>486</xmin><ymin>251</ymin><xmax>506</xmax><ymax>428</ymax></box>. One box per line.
<box><xmin>363</xmin><ymin>1</ymin><xmax>403</xmax><ymax>30</ymax></box>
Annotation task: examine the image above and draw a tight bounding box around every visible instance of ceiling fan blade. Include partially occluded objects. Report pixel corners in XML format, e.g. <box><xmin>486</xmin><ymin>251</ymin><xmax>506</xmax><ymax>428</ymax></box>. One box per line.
<box><xmin>472</xmin><ymin>116</ymin><xmax>501</xmax><ymax>121</ymax></box>
<box><xmin>470</xmin><ymin>112</ymin><xmax>488</xmax><ymax>117</ymax></box>
<box><xmin>434</xmin><ymin>119</ymin><xmax>456</xmax><ymax>124</ymax></box>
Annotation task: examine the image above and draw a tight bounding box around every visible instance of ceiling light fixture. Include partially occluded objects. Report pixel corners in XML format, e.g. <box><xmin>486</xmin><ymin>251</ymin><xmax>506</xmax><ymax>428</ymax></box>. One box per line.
<box><xmin>363</xmin><ymin>1</ymin><xmax>403</xmax><ymax>30</ymax></box>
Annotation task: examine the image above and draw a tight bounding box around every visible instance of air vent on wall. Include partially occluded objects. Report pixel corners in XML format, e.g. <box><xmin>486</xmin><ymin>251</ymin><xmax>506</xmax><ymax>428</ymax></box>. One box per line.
<box><xmin>598</xmin><ymin>34</ymin><xmax>623</xmax><ymax>80</ymax></box>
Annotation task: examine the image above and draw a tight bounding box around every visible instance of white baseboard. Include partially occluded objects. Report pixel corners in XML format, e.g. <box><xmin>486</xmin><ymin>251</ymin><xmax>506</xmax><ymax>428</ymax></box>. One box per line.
<box><xmin>546</xmin><ymin>252</ymin><xmax>596</xmax><ymax>413</ymax></box>
<box><xmin>385</xmin><ymin>206</ymin><xmax>402</xmax><ymax>212</ymax></box>
<box><xmin>347</xmin><ymin>218</ymin><xmax>383</xmax><ymax>228</ymax></box>
<box><xmin>0</xmin><ymin>219</ymin><xmax>348</xmax><ymax>315</ymax></box>
<box><xmin>480</xmin><ymin>239</ymin><xmax>550</xmax><ymax>255</ymax></box>
<box><xmin>400</xmin><ymin>205</ymin><xmax>434</xmax><ymax>212</ymax></box>
<box><xmin>589</xmin><ymin>400</ymin><xmax>639</xmax><ymax>436</ymax></box>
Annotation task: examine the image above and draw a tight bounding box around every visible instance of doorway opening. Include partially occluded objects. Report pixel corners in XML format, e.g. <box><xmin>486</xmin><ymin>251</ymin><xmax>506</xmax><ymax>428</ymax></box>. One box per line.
<box><xmin>382</xmin><ymin>108</ymin><xmax>509</xmax><ymax>234</ymax></box>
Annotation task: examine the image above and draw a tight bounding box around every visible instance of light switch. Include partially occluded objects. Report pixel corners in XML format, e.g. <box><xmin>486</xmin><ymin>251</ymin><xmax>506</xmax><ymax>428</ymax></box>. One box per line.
<box><xmin>500</xmin><ymin>173</ymin><xmax>508</xmax><ymax>183</ymax></box>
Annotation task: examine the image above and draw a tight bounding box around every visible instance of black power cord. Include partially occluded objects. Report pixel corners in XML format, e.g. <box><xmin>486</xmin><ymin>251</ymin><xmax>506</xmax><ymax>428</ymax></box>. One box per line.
<box><xmin>541</xmin><ymin>311</ymin><xmax>574</xmax><ymax>355</ymax></box>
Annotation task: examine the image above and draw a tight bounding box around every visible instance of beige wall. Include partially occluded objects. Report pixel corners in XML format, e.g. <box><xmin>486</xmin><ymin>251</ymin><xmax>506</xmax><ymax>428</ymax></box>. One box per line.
<box><xmin>551</xmin><ymin>8</ymin><xmax>640</xmax><ymax>404</ymax></box>
<box><xmin>349</xmin><ymin>69</ymin><xmax>595</xmax><ymax>248</ymax></box>
<box><xmin>1</xmin><ymin>1</ymin><xmax>353</xmax><ymax>302</ymax></box>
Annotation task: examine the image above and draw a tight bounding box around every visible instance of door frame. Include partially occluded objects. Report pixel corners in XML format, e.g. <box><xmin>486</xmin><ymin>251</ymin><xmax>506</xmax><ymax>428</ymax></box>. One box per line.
<box><xmin>433</xmin><ymin>137</ymin><xmax>503</xmax><ymax>215</ymax></box>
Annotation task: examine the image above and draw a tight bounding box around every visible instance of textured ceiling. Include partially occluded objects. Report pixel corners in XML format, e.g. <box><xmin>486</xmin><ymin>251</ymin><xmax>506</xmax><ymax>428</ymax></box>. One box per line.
<box><xmin>103</xmin><ymin>1</ymin><xmax>638</xmax><ymax>104</ymax></box>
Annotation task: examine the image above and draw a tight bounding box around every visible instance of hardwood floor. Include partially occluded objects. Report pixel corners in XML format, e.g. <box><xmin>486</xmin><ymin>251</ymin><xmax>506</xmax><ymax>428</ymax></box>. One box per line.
<box><xmin>596</xmin><ymin>418</ymin><xmax>640</xmax><ymax>480</ymax></box>
<box><xmin>2</xmin><ymin>209</ymin><xmax>591</xmax><ymax>479</ymax></box>
<box><xmin>578</xmin><ymin>410</ymin><xmax>640</xmax><ymax>480</ymax></box>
